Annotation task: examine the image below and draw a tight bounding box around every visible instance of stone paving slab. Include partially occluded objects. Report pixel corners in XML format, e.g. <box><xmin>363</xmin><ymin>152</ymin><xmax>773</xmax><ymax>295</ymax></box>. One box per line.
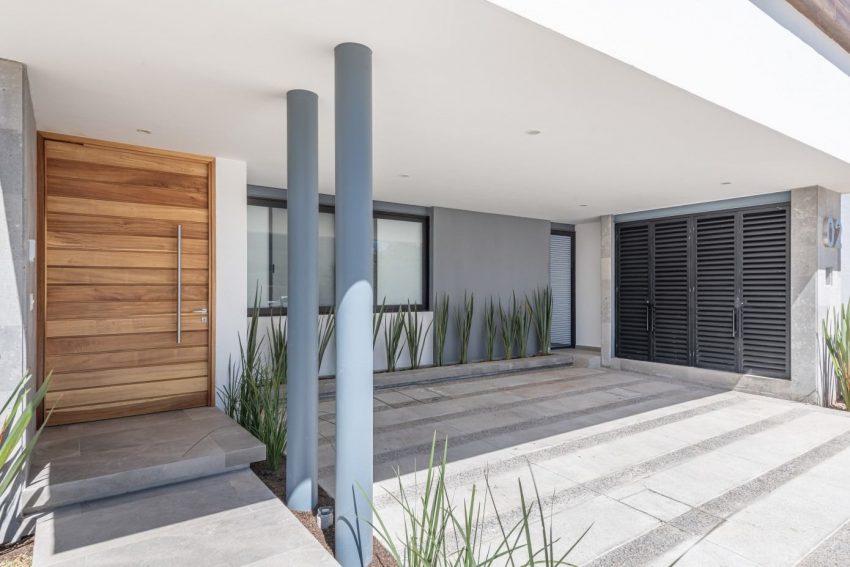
<box><xmin>32</xmin><ymin>470</ymin><xmax>338</xmax><ymax>567</ymax></box>
<box><xmin>333</xmin><ymin>365</ymin><xmax>850</xmax><ymax>566</ymax></box>
<box><xmin>24</xmin><ymin>407</ymin><xmax>266</xmax><ymax>514</ymax></box>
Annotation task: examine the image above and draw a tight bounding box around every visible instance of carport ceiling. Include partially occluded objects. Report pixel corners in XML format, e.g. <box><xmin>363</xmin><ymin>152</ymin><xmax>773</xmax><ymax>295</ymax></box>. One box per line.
<box><xmin>3</xmin><ymin>0</ymin><xmax>850</xmax><ymax>222</ymax></box>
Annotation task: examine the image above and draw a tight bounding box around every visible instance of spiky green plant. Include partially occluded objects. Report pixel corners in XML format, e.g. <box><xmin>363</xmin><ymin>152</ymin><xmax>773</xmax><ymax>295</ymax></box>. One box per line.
<box><xmin>823</xmin><ymin>300</ymin><xmax>850</xmax><ymax>410</ymax></box>
<box><xmin>1</xmin><ymin>371</ymin><xmax>54</xmax><ymax>497</ymax></box>
<box><xmin>385</xmin><ymin>310</ymin><xmax>406</xmax><ymax>372</ymax></box>
<box><xmin>484</xmin><ymin>297</ymin><xmax>497</xmax><ymax>362</ymax></box>
<box><xmin>499</xmin><ymin>299</ymin><xmax>515</xmax><ymax>360</ymax></box>
<box><xmin>455</xmin><ymin>292</ymin><xmax>474</xmax><ymax>364</ymax></box>
<box><xmin>404</xmin><ymin>303</ymin><xmax>434</xmax><ymax>370</ymax></box>
<box><xmin>318</xmin><ymin>307</ymin><xmax>335</xmax><ymax>371</ymax></box>
<box><xmin>374</xmin><ymin>298</ymin><xmax>387</xmax><ymax>348</ymax></box>
<box><xmin>434</xmin><ymin>293</ymin><xmax>450</xmax><ymax>366</ymax></box>
<box><xmin>267</xmin><ymin>309</ymin><xmax>287</xmax><ymax>385</ymax></box>
<box><xmin>218</xmin><ymin>288</ymin><xmax>287</xmax><ymax>469</ymax></box>
<box><xmin>364</xmin><ymin>434</ymin><xmax>590</xmax><ymax>566</ymax></box>
<box><xmin>514</xmin><ymin>293</ymin><xmax>533</xmax><ymax>358</ymax></box>
<box><xmin>532</xmin><ymin>286</ymin><xmax>553</xmax><ymax>355</ymax></box>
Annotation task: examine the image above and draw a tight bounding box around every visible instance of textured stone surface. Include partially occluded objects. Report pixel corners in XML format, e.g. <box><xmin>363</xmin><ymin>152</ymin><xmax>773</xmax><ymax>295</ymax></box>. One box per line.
<box><xmin>24</xmin><ymin>408</ymin><xmax>266</xmax><ymax>514</ymax></box>
<box><xmin>340</xmin><ymin>366</ymin><xmax>850</xmax><ymax>566</ymax></box>
<box><xmin>32</xmin><ymin>470</ymin><xmax>338</xmax><ymax>567</ymax></box>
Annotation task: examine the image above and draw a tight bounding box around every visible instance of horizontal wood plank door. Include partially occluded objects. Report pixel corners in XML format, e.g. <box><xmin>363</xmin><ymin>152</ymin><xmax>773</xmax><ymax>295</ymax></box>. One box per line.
<box><xmin>39</xmin><ymin>133</ymin><xmax>215</xmax><ymax>425</ymax></box>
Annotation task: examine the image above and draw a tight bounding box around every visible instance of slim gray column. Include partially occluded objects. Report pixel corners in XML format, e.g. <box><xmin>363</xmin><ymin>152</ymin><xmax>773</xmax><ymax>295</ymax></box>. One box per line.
<box><xmin>285</xmin><ymin>89</ymin><xmax>319</xmax><ymax>512</ymax></box>
<box><xmin>333</xmin><ymin>42</ymin><xmax>373</xmax><ymax>567</ymax></box>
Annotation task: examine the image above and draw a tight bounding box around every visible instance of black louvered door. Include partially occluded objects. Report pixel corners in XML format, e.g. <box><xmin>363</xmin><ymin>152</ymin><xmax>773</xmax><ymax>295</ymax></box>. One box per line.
<box><xmin>740</xmin><ymin>208</ymin><xmax>789</xmax><ymax>377</ymax></box>
<box><xmin>615</xmin><ymin>224</ymin><xmax>651</xmax><ymax>360</ymax></box>
<box><xmin>616</xmin><ymin>205</ymin><xmax>789</xmax><ymax>378</ymax></box>
<box><xmin>651</xmin><ymin>219</ymin><xmax>690</xmax><ymax>365</ymax></box>
<box><xmin>694</xmin><ymin>213</ymin><xmax>739</xmax><ymax>371</ymax></box>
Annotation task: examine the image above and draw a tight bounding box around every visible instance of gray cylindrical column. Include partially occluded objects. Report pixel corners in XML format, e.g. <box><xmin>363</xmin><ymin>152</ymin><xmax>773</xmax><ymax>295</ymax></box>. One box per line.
<box><xmin>285</xmin><ymin>89</ymin><xmax>319</xmax><ymax>512</ymax></box>
<box><xmin>334</xmin><ymin>42</ymin><xmax>373</xmax><ymax>567</ymax></box>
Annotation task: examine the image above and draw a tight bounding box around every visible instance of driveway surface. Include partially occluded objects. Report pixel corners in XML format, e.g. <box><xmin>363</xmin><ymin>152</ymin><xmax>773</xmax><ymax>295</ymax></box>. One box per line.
<box><xmin>318</xmin><ymin>366</ymin><xmax>850</xmax><ymax>566</ymax></box>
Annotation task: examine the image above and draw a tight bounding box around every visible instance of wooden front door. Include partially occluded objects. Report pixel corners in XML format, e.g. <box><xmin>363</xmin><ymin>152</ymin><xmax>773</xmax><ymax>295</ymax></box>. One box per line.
<box><xmin>39</xmin><ymin>133</ymin><xmax>215</xmax><ymax>425</ymax></box>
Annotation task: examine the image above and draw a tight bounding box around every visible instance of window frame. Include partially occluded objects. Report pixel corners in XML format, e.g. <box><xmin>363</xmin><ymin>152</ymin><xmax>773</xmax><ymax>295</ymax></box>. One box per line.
<box><xmin>550</xmin><ymin>228</ymin><xmax>576</xmax><ymax>349</ymax></box>
<box><xmin>246</xmin><ymin>197</ymin><xmax>430</xmax><ymax>317</ymax></box>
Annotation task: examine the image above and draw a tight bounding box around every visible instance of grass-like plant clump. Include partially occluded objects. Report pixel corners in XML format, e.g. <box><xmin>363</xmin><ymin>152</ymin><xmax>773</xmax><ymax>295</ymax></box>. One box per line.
<box><xmin>374</xmin><ymin>298</ymin><xmax>387</xmax><ymax>348</ymax></box>
<box><xmin>484</xmin><ymin>297</ymin><xmax>497</xmax><ymax>362</ymax></box>
<box><xmin>219</xmin><ymin>289</ymin><xmax>287</xmax><ymax>470</ymax></box>
<box><xmin>1</xmin><ymin>371</ymin><xmax>53</xmax><ymax>496</ymax></box>
<box><xmin>366</xmin><ymin>434</ymin><xmax>590</xmax><ymax>566</ymax></box>
<box><xmin>318</xmin><ymin>307</ymin><xmax>335</xmax><ymax>371</ymax></box>
<box><xmin>499</xmin><ymin>298</ymin><xmax>515</xmax><ymax>361</ymax></box>
<box><xmin>405</xmin><ymin>303</ymin><xmax>433</xmax><ymax>370</ymax></box>
<box><xmin>823</xmin><ymin>300</ymin><xmax>850</xmax><ymax>410</ymax></box>
<box><xmin>434</xmin><ymin>294</ymin><xmax>450</xmax><ymax>366</ymax></box>
<box><xmin>514</xmin><ymin>292</ymin><xmax>533</xmax><ymax>359</ymax></box>
<box><xmin>385</xmin><ymin>310</ymin><xmax>406</xmax><ymax>372</ymax></box>
<box><xmin>456</xmin><ymin>292</ymin><xmax>475</xmax><ymax>364</ymax></box>
<box><xmin>532</xmin><ymin>286</ymin><xmax>553</xmax><ymax>355</ymax></box>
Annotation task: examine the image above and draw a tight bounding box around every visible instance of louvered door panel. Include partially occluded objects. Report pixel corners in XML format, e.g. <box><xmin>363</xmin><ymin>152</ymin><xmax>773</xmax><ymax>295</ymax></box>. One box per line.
<box><xmin>616</xmin><ymin>224</ymin><xmax>650</xmax><ymax>360</ymax></box>
<box><xmin>651</xmin><ymin>219</ymin><xmax>690</xmax><ymax>365</ymax></box>
<box><xmin>740</xmin><ymin>208</ymin><xmax>789</xmax><ymax>377</ymax></box>
<box><xmin>694</xmin><ymin>214</ymin><xmax>738</xmax><ymax>371</ymax></box>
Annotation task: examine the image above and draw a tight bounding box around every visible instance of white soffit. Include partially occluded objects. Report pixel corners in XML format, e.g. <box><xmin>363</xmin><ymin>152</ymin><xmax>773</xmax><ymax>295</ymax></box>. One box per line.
<box><xmin>2</xmin><ymin>0</ymin><xmax>850</xmax><ymax>223</ymax></box>
<box><xmin>490</xmin><ymin>0</ymin><xmax>850</xmax><ymax>167</ymax></box>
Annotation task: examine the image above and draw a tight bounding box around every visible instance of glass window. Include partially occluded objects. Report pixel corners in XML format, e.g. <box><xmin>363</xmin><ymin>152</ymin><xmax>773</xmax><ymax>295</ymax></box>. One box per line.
<box><xmin>247</xmin><ymin>204</ymin><xmax>270</xmax><ymax>307</ymax></box>
<box><xmin>247</xmin><ymin>201</ymin><xmax>427</xmax><ymax>312</ymax></box>
<box><xmin>375</xmin><ymin>217</ymin><xmax>424</xmax><ymax>306</ymax></box>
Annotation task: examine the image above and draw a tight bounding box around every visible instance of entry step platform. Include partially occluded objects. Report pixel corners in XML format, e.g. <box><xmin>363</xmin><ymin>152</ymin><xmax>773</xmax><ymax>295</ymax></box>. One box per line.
<box><xmin>24</xmin><ymin>407</ymin><xmax>265</xmax><ymax>515</ymax></box>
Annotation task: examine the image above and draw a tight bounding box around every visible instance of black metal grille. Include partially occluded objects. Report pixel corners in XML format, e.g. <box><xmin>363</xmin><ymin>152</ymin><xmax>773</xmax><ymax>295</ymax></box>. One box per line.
<box><xmin>615</xmin><ymin>223</ymin><xmax>650</xmax><ymax>360</ymax></box>
<box><xmin>694</xmin><ymin>214</ymin><xmax>738</xmax><ymax>372</ymax></box>
<box><xmin>652</xmin><ymin>219</ymin><xmax>690</xmax><ymax>365</ymax></box>
<box><xmin>740</xmin><ymin>208</ymin><xmax>789</xmax><ymax>377</ymax></box>
<box><xmin>615</xmin><ymin>203</ymin><xmax>789</xmax><ymax>378</ymax></box>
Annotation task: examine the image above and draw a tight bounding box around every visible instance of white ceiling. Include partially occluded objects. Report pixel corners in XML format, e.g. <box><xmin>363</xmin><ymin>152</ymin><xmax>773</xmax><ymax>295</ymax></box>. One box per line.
<box><xmin>3</xmin><ymin>0</ymin><xmax>850</xmax><ymax>223</ymax></box>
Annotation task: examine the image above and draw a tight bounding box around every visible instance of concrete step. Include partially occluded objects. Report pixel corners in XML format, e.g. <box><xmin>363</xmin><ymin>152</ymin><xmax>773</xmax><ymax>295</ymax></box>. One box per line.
<box><xmin>32</xmin><ymin>469</ymin><xmax>338</xmax><ymax>566</ymax></box>
<box><xmin>23</xmin><ymin>407</ymin><xmax>265</xmax><ymax>515</ymax></box>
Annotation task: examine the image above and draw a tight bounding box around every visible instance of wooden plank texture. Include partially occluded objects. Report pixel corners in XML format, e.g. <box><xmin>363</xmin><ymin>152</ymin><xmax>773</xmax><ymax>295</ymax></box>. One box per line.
<box><xmin>45</xmin><ymin>331</ymin><xmax>208</xmax><ymax>356</ymax></box>
<box><xmin>41</xmin><ymin>136</ymin><xmax>213</xmax><ymax>424</ymax></box>
<box><xmin>47</xmin><ymin>249</ymin><xmax>208</xmax><ymax>269</ymax></box>
<box><xmin>47</xmin><ymin>284</ymin><xmax>207</xmax><ymax>303</ymax></box>
<box><xmin>47</xmin><ymin>346</ymin><xmax>208</xmax><ymax>374</ymax></box>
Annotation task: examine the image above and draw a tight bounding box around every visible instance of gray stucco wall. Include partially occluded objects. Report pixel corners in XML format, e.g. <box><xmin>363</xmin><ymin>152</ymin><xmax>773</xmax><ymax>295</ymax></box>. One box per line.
<box><xmin>0</xmin><ymin>59</ymin><xmax>38</xmax><ymax>543</ymax></box>
<box><xmin>431</xmin><ymin>207</ymin><xmax>550</xmax><ymax>363</ymax></box>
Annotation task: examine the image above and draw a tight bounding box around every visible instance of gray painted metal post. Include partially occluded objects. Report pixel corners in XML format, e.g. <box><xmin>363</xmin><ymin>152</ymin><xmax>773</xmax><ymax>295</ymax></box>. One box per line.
<box><xmin>285</xmin><ymin>89</ymin><xmax>319</xmax><ymax>512</ymax></box>
<box><xmin>334</xmin><ymin>42</ymin><xmax>373</xmax><ymax>567</ymax></box>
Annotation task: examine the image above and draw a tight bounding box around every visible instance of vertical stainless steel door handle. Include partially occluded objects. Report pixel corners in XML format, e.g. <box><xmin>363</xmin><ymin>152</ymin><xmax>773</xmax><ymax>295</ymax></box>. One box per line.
<box><xmin>177</xmin><ymin>224</ymin><xmax>182</xmax><ymax>344</ymax></box>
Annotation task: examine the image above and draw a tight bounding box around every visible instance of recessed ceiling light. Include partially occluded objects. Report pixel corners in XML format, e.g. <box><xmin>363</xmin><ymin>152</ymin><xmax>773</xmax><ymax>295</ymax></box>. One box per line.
<box><xmin>136</xmin><ymin>128</ymin><xmax>151</xmax><ymax>135</ymax></box>
<box><xmin>525</xmin><ymin>129</ymin><xmax>541</xmax><ymax>136</ymax></box>
<box><xmin>720</xmin><ymin>181</ymin><xmax>732</xmax><ymax>185</ymax></box>
<box><xmin>398</xmin><ymin>174</ymin><xmax>410</xmax><ymax>178</ymax></box>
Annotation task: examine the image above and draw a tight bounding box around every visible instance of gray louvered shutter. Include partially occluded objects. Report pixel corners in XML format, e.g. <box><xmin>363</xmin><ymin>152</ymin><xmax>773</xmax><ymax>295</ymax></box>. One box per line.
<box><xmin>694</xmin><ymin>213</ymin><xmax>738</xmax><ymax>371</ymax></box>
<box><xmin>740</xmin><ymin>207</ymin><xmax>789</xmax><ymax>377</ymax></box>
<box><xmin>651</xmin><ymin>219</ymin><xmax>690</xmax><ymax>365</ymax></box>
<box><xmin>550</xmin><ymin>233</ymin><xmax>573</xmax><ymax>347</ymax></box>
<box><xmin>616</xmin><ymin>223</ymin><xmax>651</xmax><ymax>360</ymax></box>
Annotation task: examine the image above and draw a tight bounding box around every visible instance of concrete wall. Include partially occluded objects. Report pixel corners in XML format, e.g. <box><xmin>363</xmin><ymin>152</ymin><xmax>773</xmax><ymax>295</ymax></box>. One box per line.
<box><xmin>430</xmin><ymin>207</ymin><xmax>550</xmax><ymax>363</ymax></box>
<box><xmin>0</xmin><ymin>59</ymin><xmax>37</xmax><ymax>543</ymax></box>
<box><xmin>791</xmin><ymin>186</ymin><xmax>842</xmax><ymax>404</ymax></box>
<box><xmin>575</xmin><ymin>221</ymin><xmax>602</xmax><ymax>349</ymax></box>
<box><xmin>214</xmin><ymin>158</ymin><xmax>248</xmax><ymax>408</ymax></box>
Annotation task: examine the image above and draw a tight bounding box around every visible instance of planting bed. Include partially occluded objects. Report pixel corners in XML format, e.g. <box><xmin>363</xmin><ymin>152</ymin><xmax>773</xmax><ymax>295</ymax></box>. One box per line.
<box><xmin>252</xmin><ymin>460</ymin><xmax>398</xmax><ymax>567</ymax></box>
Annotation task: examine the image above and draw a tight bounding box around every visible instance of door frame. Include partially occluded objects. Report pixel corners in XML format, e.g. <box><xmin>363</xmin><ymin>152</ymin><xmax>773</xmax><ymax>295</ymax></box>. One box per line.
<box><xmin>36</xmin><ymin>132</ymin><xmax>217</xmax><ymax>423</ymax></box>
